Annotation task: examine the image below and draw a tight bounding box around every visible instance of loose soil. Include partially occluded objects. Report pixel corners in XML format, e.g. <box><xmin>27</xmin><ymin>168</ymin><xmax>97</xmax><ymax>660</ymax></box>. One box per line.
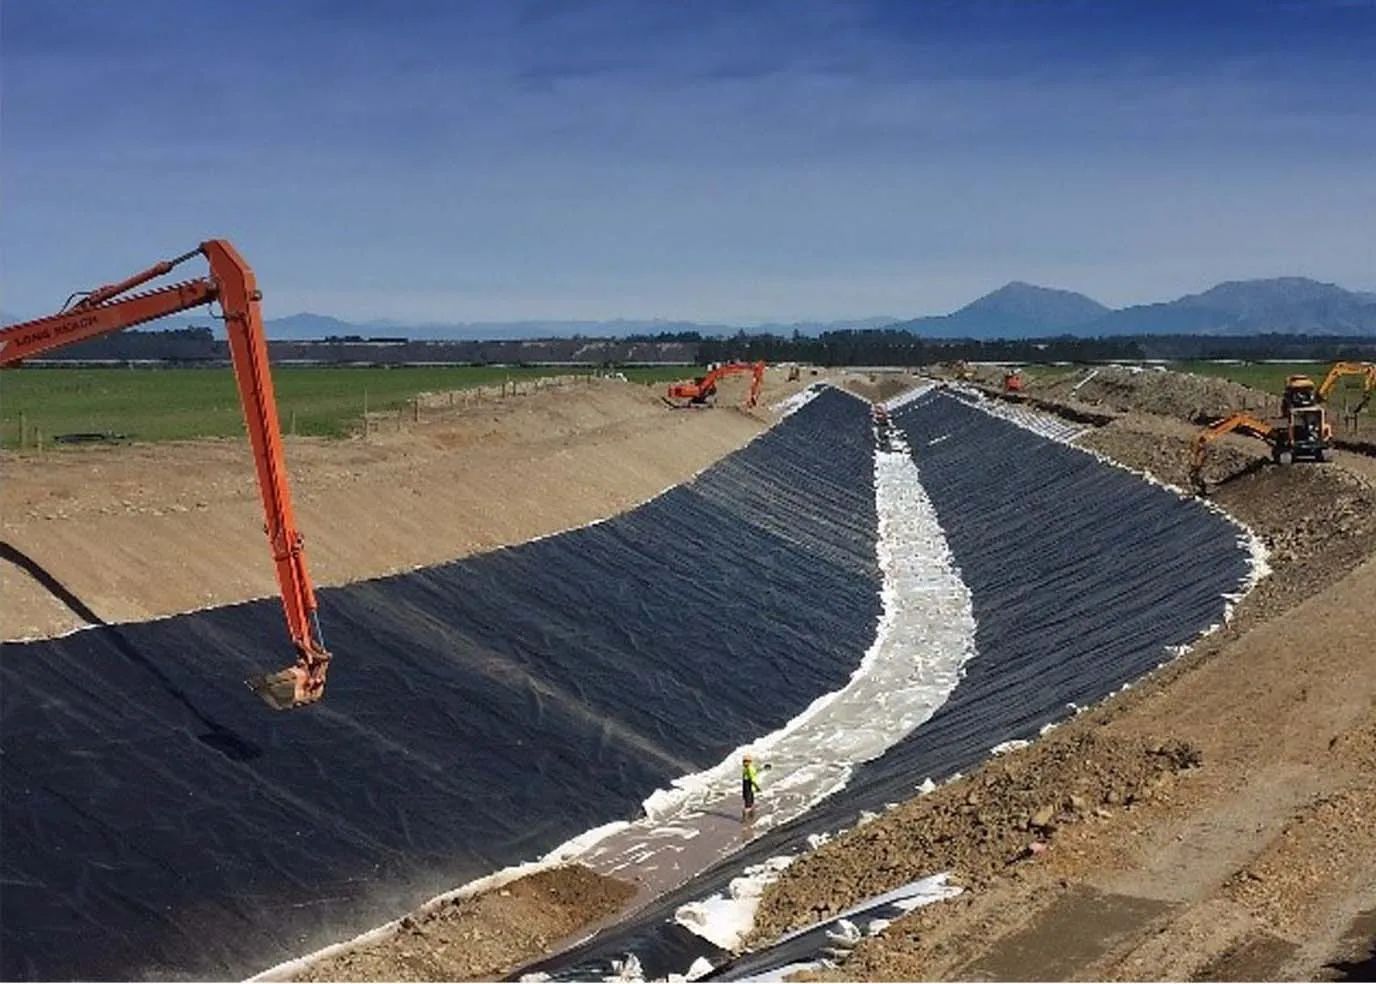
<box><xmin>834</xmin><ymin>370</ymin><xmax>920</xmax><ymax>404</ymax></box>
<box><xmin>292</xmin><ymin>865</ymin><xmax>634</xmax><ymax>982</ymax></box>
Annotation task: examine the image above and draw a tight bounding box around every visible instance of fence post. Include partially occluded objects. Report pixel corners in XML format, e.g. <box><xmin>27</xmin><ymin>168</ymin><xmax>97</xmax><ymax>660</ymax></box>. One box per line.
<box><xmin>18</xmin><ymin>410</ymin><xmax>26</xmax><ymax>450</ymax></box>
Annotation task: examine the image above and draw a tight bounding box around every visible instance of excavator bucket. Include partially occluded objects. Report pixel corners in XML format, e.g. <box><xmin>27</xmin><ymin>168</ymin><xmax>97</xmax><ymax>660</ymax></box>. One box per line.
<box><xmin>247</xmin><ymin>669</ymin><xmax>305</xmax><ymax>710</ymax></box>
<box><xmin>246</xmin><ymin>658</ymin><xmax>327</xmax><ymax>710</ymax></box>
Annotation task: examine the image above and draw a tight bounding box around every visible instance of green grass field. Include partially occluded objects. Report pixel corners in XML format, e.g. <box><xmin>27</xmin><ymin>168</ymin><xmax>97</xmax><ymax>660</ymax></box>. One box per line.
<box><xmin>1171</xmin><ymin>361</ymin><xmax>1326</xmax><ymax>395</ymax></box>
<box><xmin>1173</xmin><ymin>361</ymin><xmax>1373</xmax><ymax>416</ymax></box>
<box><xmin>0</xmin><ymin>364</ymin><xmax>701</xmax><ymax>449</ymax></box>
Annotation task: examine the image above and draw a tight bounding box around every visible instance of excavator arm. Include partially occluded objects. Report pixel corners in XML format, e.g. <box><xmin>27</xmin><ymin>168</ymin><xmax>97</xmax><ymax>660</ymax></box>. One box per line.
<box><xmin>745</xmin><ymin>360</ymin><xmax>764</xmax><ymax>407</ymax></box>
<box><xmin>1</xmin><ymin>241</ymin><xmax>330</xmax><ymax>709</ymax></box>
<box><xmin>1317</xmin><ymin>361</ymin><xmax>1376</xmax><ymax>415</ymax></box>
<box><xmin>1189</xmin><ymin>412</ymin><xmax>1277</xmax><ymax>488</ymax></box>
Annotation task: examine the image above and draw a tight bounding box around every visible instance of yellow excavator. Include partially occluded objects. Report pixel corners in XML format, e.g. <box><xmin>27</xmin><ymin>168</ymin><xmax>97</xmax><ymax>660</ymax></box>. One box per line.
<box><xmin>1189</xmin><ymin>362</ymin><xmax>1374</xmax><ymax>488</ymax></box>
<box><xmin>948</xmin><ymin>360</ymin><xmax>976</xmax><ymax>381</ymax></box>
<box><xmin>1317</xmin><ymin>361</ymin><xmax>1376</xmax><ymax>422</ymax></box>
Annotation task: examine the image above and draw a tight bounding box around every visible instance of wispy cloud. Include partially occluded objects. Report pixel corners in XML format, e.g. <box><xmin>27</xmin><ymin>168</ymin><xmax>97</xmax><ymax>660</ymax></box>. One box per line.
<box><xmin>2</xmin><ymin>0</ymin><xmax>1372</xmax><ymax>320</ymax></box>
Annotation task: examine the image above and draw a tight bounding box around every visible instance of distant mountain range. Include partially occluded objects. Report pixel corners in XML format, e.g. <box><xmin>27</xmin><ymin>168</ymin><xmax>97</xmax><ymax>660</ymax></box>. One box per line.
<box><xmin>256</xmin><ymin>313</ymin><xmax>900</xmax><ymax>342</ymax></box>
<box><xmin>5</xmin><ymin>277</ymin><xmax>1374</xmax><ymax>341</ymax></box>
<box><xmin>256</xmin><ymin>278</ymin><xmax>1376</xmax><ymax>340</ymax></box>
<box><xmin>893</xmin><ymin>277</ymin><xmax>1376</xmax><ymax>339</ymax></box>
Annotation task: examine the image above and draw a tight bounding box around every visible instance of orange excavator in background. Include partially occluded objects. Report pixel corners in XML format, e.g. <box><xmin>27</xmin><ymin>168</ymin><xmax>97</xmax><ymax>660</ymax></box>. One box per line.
<box><xmin>0</xmin><ymin>241</ymin><xmax>330</xmax><ymax>710</ymax></box>
<box><xmin>665</xmin><ymin>360</ymin><xmax>765</xmax><ymax>409</ymax></box>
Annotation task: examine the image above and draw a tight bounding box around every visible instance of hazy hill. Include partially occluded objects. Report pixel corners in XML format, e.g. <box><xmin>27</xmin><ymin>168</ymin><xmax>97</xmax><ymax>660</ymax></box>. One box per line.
<box><xmin>8</xmin><ymin>277</ymin><xmax>1375</xmax><ymax>342</ymax></box>
<box><xmin>892</xmin><ymin>282</ymin><xmax>1109</xmax><ymax>337</ymax></box>
<box><xmin>1078</xmin><ymin>277</ymin><xmax>1376</xmax><ymax>337</ymax></box>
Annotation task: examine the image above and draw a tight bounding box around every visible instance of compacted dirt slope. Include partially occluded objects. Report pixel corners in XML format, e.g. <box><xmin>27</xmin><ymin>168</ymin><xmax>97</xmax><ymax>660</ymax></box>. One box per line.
<box><xmin>292</xmin><ymin>865</ymin><xmax>634</xmax><ymax>983</ymax></box>
<box><xmin>750</xmin><ymin>369</ymin><xmax>1376</xmax><ymax>981</ymax></box>
<box><xmin>1</xmin><ymin>374</ymin><xmax>801</xmax><ymax>639</ymax></box>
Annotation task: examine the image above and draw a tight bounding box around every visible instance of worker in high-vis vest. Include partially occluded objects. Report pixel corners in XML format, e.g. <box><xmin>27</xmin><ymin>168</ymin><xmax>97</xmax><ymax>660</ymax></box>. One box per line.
<box><xmin>741</xmin><ymin>753</ymin><xmax>762</xmax><ymax>821</ymax></box>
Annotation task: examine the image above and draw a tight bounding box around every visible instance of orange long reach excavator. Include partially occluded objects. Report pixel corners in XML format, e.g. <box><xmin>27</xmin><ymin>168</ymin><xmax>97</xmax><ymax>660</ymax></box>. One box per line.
<box><xmin>0</xmin><ymin>241</ymin><xmax>330</xmax><ymax>710</ymax></box>
<box><xmin>665</xmin><ymin>360</ymin><xmax>765</xmax><ymax>409</ymax></box>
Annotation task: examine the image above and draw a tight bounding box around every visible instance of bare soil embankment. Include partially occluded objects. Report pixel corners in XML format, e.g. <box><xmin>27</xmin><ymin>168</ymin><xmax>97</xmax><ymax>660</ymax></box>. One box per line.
<box><xmin>750</xmin><ymin>368</ymin><xmax>1376</xmax><ymax>981</ymax></box>
<box><xmin>293</xmin><ymin>866</ymin><xmax>634</xmax><ymax>983</ymax></box>
<box><xmin>1</xmin><ymin>373</ymin><xmax>800</xmax><ymax>639</ymax></box>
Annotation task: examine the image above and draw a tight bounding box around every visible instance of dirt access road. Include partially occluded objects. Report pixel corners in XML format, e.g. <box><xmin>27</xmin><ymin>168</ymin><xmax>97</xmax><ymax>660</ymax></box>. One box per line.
<box><xmin>1</xmin><ymin>372</ymin><xmax>805</xmax><ymax>640</ymax></box>
<box><xmin>751</xmin><ymin>368</ymin><xmax>1376</xmax><ymax>981</ymax></box>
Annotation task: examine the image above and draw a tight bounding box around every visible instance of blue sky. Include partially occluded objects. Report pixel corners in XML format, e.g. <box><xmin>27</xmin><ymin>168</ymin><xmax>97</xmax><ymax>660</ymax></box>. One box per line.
<box><xmin>3</xmin><ymin>1</ymin><xmax>1373</xmax><ymax>323</ymax></box>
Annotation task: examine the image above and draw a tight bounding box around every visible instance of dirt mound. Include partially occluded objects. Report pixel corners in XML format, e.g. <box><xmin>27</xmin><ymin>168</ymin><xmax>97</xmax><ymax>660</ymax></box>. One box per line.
<box><xmin>836</xmin><ymin>372</ymin><xmax>919</xmax><ymax>403</ymax></box>
<box><xmin>1035</xmin><ymin>365</ymin><xmax>1271</xmax><ymax>421</ymax></box>
<box><xmin>751</xmin><ymin>732</ymin><xmax>1202</xmax><ymax>943</ymax></box>
<box><xmin>292</xmin><ymin>866</ymin><xmax>634</xmax><ymax>982</ymax></box>
<box><xmin>1079</xmin><ymin>411</ymin><xmax>1255</xmax><ymax>487</ymax></box>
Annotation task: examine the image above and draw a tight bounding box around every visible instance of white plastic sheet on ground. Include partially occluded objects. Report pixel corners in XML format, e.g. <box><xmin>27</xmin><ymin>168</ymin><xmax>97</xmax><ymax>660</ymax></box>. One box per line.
<box><xmin>674</xmin><ymin>855</ymin><xmax>796</xmax><ymax>951</ymax></box>
<box><xmin>770</xmin><ymin>383</ymin><xmax>827</xmax><ymax>418</ymax></box>
<box><xmin>689</xmin><ymin>873</ymin><xmax>963</xmax><ymax>982</ymax></box>
<box><xmin>945</xmin><ymin>382</ymin><xmax>1090</xmax><ymax>443</ymax></box>
<box><xmin>660</xmin><ymin>414</ymin><xmax>977</xmax><ymax>953</ymax></box>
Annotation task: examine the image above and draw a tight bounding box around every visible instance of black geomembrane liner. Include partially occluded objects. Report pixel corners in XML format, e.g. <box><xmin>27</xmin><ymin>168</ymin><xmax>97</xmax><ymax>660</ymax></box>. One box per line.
<box><xmin>0</xmin><ymin>389</ymin><xmax>878</xmax><ymax>980</ymax></box>
<box><xmin>523</xmin><ymin>388</ymin><xmax>1252</xmax><ymax>981</ymax></box>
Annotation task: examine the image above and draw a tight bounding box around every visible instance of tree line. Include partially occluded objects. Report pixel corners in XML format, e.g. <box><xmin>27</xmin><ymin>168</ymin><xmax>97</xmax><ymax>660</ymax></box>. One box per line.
<box><xmin>623</xmin><ymin>329</ymin><xmax>1376</xmax><ymax>365</ymax></box>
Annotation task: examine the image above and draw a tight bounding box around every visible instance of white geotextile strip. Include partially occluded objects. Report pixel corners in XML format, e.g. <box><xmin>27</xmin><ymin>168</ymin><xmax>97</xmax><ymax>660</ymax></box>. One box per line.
<box><xmin>666</xmin><ymin>421</ymin><xmax>977</xmax><ymax>957</ymax></box>
<box><xmin>944</xmin><ymin>382</ymin><xmax>1089</xmax><ymax>443</ymax></box>
<box><xmin>770</xmin><ymin>382</ymin><xmax>827</xmax><ymax>418</ymax></box>
<box><xmin>642</xmin><ymin>421</ymin><xmax>977</xmax><ymax>828</ymax></box>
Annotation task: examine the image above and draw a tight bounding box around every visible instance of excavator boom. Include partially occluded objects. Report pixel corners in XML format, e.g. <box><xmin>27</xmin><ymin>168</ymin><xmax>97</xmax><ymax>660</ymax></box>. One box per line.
<box><xmin>1318</xmin><ymin>361</ymin><xmax>1376</xmax><ymax>415</ymax></box>
<box><xmin>0</xmin><ymin>280</ymin><xmax>216</xmax><ymax>362</ymax></box>
<box><xmin>1188</xmin><ymin>412</ymin><xmax>1278</xmax><ymax>489</ymax></box>
<box><xmin>1</xmin><ymin>241</ymin><xmax>330</xmax><ymax>709</ymax></box>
